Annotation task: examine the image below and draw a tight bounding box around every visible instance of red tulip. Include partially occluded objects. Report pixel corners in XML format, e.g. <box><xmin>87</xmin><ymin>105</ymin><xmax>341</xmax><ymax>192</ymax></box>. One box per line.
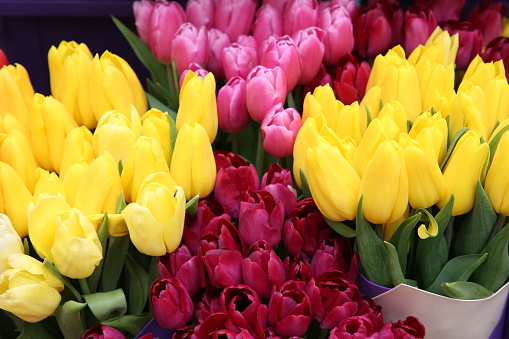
<box><xmin>157</xmin><ymin>244</ymin><xmax>202</xmax><ymax>297</ymax></box>
<box><xmin>150</xmin><ymin>277</ymin><xmax>194</xmax><ymax>330</ymax></box>
<box><xmin>261</xmin><ymin>163</ymin><xmax>297</xmax><ymax>216</ymax></box>
<box><xmin>403</xmin><ymin>5</ymin><xmax>438</xmax><ymax>54</ymax></box>
<box><xmin>481</xmin><ymin>37</ymin><xmax>509</xmax><ymax>79</ymax></box>
<box><xmin>261</xmin><ymin>104</ymin><xmax>303</xmax><ymax>158</ymax></box>
<box><xmin>186</xmin><ymin>0</ymin><xmax>215</xmax><ymax>29</ymax></box>
<box><xmin>468</xmin><ymin>0</ymin><xmax>507</xmax><ymax>46</ymax></box>
<box><xmin>173</xmin><ymin>326</ymin><xmax>198</xmax><ymax>339</ymax></box>
<box><xmin>442</xmin><ymin>20</ymin><xmax>483</xmax><ymax>69</ymax></box>
<box><xmin>377</xmin><ymin>0</ymin><xmax>404</xmax><ymax>48</ymax></box>
<box><xmin>333</xmin><ymin>54</ymin><xmax>371</xmax><ymax>105</ymax></box>
<box><xmin>207</xmin><ymin>28</ymin><xmax>231</xmax><ymax>80</ymax></box>
<box><xmin>415</xmin><ymin>0</ymin><xmax>466</xmax><ymax>23</ymax></box>
<box><xmin>292</xmin><ymin>27</ymin><xmax>326</xmax><ymax>84</ymax></box>
<box><xmin>375</xmin><ymin>316</ymin><xmax>426</xmax><ymax>339</ymax></box>
<box><xmin>354</xmin><ymin>3</ymin><xmax>392</xmax><ymax>59</ymax></box>
<box><xmin>0</xmin><ymin>49</ymin><xmax>8</xmax><ymax>68</ymax></box>
<box><xmin>222</xmin><ymin>43</ymin><xmax>258</xmax><ymax>80</ymax></box>
<box><xmin>284</xmin><ymin>254</ymin><xmax>315</xmax><ymax>287</ymax></box>
<box><xmin>329</xmin><ymin>316</ymin><xmax>377</xmax><ymax>338</ymax></box>
<box><xmin>193</xmin><ymin>313</ymin><xmax>235</xmax><ymax>338</ymax></box>
<box><xmin>319</xmin><ymin>4</ymin><xmax>354</xmax><ymax>64</ymax></box>
<box><xmin>358</xmin><ymin>296</ymin><xmax>385</xmax><ymax>332</ymax></box>
<box><xmin>194</xmin><ymin>287</ymin><xmax>222</xmax><ymax>324</ymax></box>
<box><xmin>253</xmin><ymin>4</ymin><xmax>284</xmax><ymax>44</ymax></box>
<box><xmin>81</xmin><ymin>325</ymin><xmax>125</xmax><ymax>339</ymax></box>
<box><xmin>214</xmin><ymin>0</ymin><xmax>257</xmax><ymax>42</ymax></box>
<box><xmin>171</xmin><ymin>22</ymin><xmax>209</xmax><ymax>75</ymax></box>
<box><xmin>310</xmin><ymin>238</ymin><xmax>358</xmax><ymax>283</ymax></box>
<box><xmin>217</xmin><ymin>76</ymin><xmax>250</xmax><ymax>133</ymax></box>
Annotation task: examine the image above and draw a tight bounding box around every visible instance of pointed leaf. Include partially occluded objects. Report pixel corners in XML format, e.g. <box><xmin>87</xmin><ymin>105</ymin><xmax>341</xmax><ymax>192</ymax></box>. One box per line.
<box><xmin>43</xmin><ymin>260</ymin><xmax>82</xmax><ymax>302</ymax></box>
<box><xmin>167</xmin><ymin>113</ymin><xmax>178</xmax><ymax>156</ymax></box>
<box><xmin>324</xmin><ymin>217</ymin><xmax>357</xmax><ymax>238</ymax></box>
<box><xmin>83</xmin><ymin>289</ymin><xmax>127</xmax><ymax>322</ymax></box>
<box><xmin>435</xmin><ymin>195</ymin><xmax>455</xmax><ymax>237</ymax></box>
<box><xmin>384</xmin><ymin>241</ymin><xmax>405</xmax><ymax>287</ymax></box>
<box><xmin>54</xmin><ymin>300</ymin><xmax>87</xmax><ymax>339</ymax></box>
<box><xmin>125</xmin><ymin>253</ymin><xmax>149</xmax><ymax>315</ymax></box>
<box><xmin>185</xmin><ymin>194</ymin><xmax>201</xmax><ymax>216</ymax></box>
<box><xmin>116</xmin><ymin>191</ymin><xmax>127</xmax><ymax>214</ymax></box>
<box><xmin>146</xmin><ymin>92</ymin><xmax>177</xmax><ymax>120</ymax></box>
<box><xmin>299</xmin><ymin>169</ymin><xmax>312</xmax><ymax>199</ymax></box>
<box><xmin>441</xmin><ymin>281</ymin><xmax>494</xmax><ymax>300</ymax></box>
<box><xmin>101</xmin><ymin>235</ymin><xmax>130</xmax><ymax>292</ymax></box>
<box><xmin>87</xmin><ymin>213</ymin><xmax>109</xmax><ymax>293</ymax></box>
<box><xmin>388</xmin><ymin>213</ymin><xmax>421</xmax><ymax>275</ymax></box>
<box><xmin>488</xmin><ymin>123</ymin><xmax>509</xmax><ymax>164</ymax></box>
<box><xmin>440</xmin><ymin>127</ymin><xmax>469</xmax><ymax>170</ymax></box>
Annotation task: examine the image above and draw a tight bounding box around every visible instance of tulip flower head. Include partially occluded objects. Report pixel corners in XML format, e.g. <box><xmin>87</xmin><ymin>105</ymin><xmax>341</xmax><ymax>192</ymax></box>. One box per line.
<box><xmin>0</xmin><ymin>214</ymin><xmax>23</xmax><ymax>274</ymax></box>
<box><xmin>261</xmin><ymin>104</ymin><xmax>303</xmax><ymax>158</ymax></box>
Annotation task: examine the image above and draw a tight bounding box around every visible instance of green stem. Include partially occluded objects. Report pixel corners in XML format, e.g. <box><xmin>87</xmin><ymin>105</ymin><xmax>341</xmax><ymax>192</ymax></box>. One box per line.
<box><xmin>232</xmin><ymin>133</ymin><xmax>239</xmax><ymax>154</ymax></box>
<box><xmin>166</xmin><ymin>63</ymin><xmax>179</xmax><ymax>111</ymax></box>
<box><xmin>79</xmin><ymin>279</ymin><xmax>91</xmax><ymax>296</ymax></box>
<box><xmin>255</xmin><ymin>126</ymin><xmax>265</xmax><ymax>178</ymax></box>
<box><xmin>490</xmin><ymin>214</ymin><xmax>507</xmax><ymax>241</ymax></box>
<box><xmin>286</xmin><ymin>91</ymin><xmax>297</xmax><ymax>109</ymax></box>
<box><xmin>317</xmin><ymin>328</ymin><xmax>329</xmax><ymax>339</ymax></box>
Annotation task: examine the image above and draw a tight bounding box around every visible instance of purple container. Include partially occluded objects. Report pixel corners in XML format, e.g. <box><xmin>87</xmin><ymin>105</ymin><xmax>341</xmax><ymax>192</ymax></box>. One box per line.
<box><xmin>134</xmin><ymin>318</ymin><xmax>175</xmax><ymax>339</ymax></box>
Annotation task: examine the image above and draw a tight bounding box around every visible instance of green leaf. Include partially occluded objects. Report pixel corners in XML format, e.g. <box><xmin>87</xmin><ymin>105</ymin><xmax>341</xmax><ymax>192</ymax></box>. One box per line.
<box><xmin>388</xmin><ymin>213</ymin><xmax>421</xmax><ymax>276</ymax></box>
<box><xmin>384</xmin><ymin>241</ymin><xmax>406</xmax><ymax>287</ymax></box>
<box><xmin>87</xmin><ymin>213</ymin><xmax>109</xmax><ymax>293</ymax></box>
<box><xmin>434</xmin><ymin>195</ymin><xmax>455</xmax><ymax>237</ymax></box>
<box><xmin>441</xmin><ymin>281</ymin><xmax>494</xmax><ymax>300</ymax></box>
<box><xmin>426</xmin><ymin>253</ymin><xmax>488</xmax><ymax>295</ymax></box>
<box><xmin>471</xmin><ymin>222</ymin><xmax>509</xmax><ymax>292</ymax></box>
<box><xmin>54</xmin><ymin>300</ymin><xmax>87</xmax><ymax>339</ymax></box>
<box><xmin>324</xmin><ymin>217</ymin><xmax>357</xmax><ymax>238</ymax></box>
<box><xmin>440</xmin><ymin>127</ymin><xmax>469</xmax><ymax>170</ymax></box>
<box><xmin>83</xmin><ymin>289</ymin><xmax>127</xmax><ymax>322</ymax></box>
<box><xmin>488</xmin><ymin>123</ymin><xmax>509</xmax><ymax>165</ymax></box>
<box><xmin>111</xmin><ymin>16</ymin><xmax>168</xmax><ymax>89</ymax></box>
<box><xmin>299</xmin><ymin>169</ymin><xmax>312</xmax><ymax>199</ymax></box>
<box><xmin>124</xmin><ymin>253</ymin><xmax>150</xmax><ymax>315</ymax></box>
<box><xmin>146</xmin><ymin>78</ymin><xmax>173</xmax><ymax>108</ymax></box>
<box><xmin>16</xmin><ymin>318</ymin><xmax>63</xmax><ymax>339</ymax></box>
<box><xmin>356</xmin><ymin>197</ymin><xmax>390</xmax><ymax>286</ymax></box>
<box><xmin>116</xmin><ymin>191</ymin><xmax>127</xmax><ymax>214</ymax></box>
<box><xmin>101</xmin><ymin>313</ymin><xmax>153</xmax><ymax>337</ymax></box>
<box><xmin>146</xmin><ymin>92</ymin><xmax>177</xmax><ymax>121</ymax></box>
<box><xmin>453</xmin><ymin>181</ymin><xmax>497</xmax><ymax>256</ymax></box>
<box><xmin>23</xmin><ymin>238</ymin><xmax>29</xmax><ymax>256</ymax></box>
<box><xmin>363</xmin><ymin>102</ymin><xmax>372</xmax><ymax>127</ymax></box>
<box><xmin>167</xmin><ymin>113</ymin><xmax>178</xmax><ymax>156</ymax></box>
<box><xmin>185</xmin><ymin>194</ymin><xmax>201</xmax><ymax>216</ymax></box>
<box><xmin>101</xmin><ymin>235</ymin><xmax>130</xmax><ymax>292</ymax></box>
<box><xmin>43</xmin><ymin>260</ymin><xmax>83</xmax><ymax>302</ymax></box>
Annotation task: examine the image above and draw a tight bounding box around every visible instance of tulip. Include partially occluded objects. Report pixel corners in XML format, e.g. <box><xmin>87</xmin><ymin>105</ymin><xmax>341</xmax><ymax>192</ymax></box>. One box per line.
<box><xmin>242</xmin><ymin>240</ymin><xmax>286</xmax><ymax>298</ymax></box>
<box><xmin>92</xmin><ymin>108</ymin><xmax>142</xmax><ymax>166</ymax></box>
<box><xmin>145</xmin><ymin>0</ymin><xmax>186</xmax><ymax>64</ymax></box>
<box><xmin>0</xmin><ymin>214</ymin><xmax>23</xmax><ymax>274</ymax></box>
<box><xmin>81</xmin><ymin>325</ymin><xmax>126</xmax><ymax>339</ymax></box>
<box><xmin>89</xmin><ymin>51</ymin><xmax>147</xmax><ymax>121</ymax></box>
<box><xmin>484</xmin><ymin>132</ymin><xmax>509</xmax><ymax>215</ymax></box>
<box><xmin>0</xmin><ymin>162</ymin><xmax>32</xmax><ymax>238</ymax></box>
<box><xmin>170</xmin><ymin>122</ymin><xmax>216</xmax><ymax>201</ymax></box>
<box><xmin>329</xmin><ymin>316</ymin><xmax>377</xmax><ymax>338</ymax></box>
<box><xmin>283</xmin><ymin>0</ymin><xmax>318</xmax><ymax>36</ymax></box>
<box><xmin>253</xmin><ymin>4</ymin><xmax>283</xmax><ymax>44</ymax></box>
<box><xmin>307</xmin><ymin>271</ymin><xmax>366</xmax><ymax>329</ymax></box>
<box><xmin>263</xmin><ymin>0</ymin><xmax>290</xmax><ymax>13</ymax></box>
<box><xmin>0</xmin><ymin>113</ymin><xmax>29</xmax><ymax>142</ymax></box>
<box><xmin>245</xmin><ymin>65</ymin><xmax>287</xmax><ymax>123</ymax></box>
<box><xmin>151</xmin><ymin>277</ymin><xmax>194</xmax><ymax>329</ymax></box>
<box><xmin>415</xmin><ymin>0</ymin><xmax>466</xmax><ymax>23</ymax></box>
<box><xmin>359</xmin><ymin>140</ymin><xmax>408</xmax><ymax>224</ymax></box>
<box><xmin>409</xmin><ymin>112</ymin><xmax>448</xmax><ymax>164</ymax></box>
<box><xmin>133</xmin><ymin>0</ymin><xmax>154</xmax><ymax>44</ymax></box>
<box><xmin>481</xmin><ymin>37</ymin><xmax>509</xmax><ymax>80</ymax></box>
<box><xmin>268</xmin><ymin>281</ymin><xmax>313</xmax><ymax>337</ymax></box>
<box><xmin>172</xmin><ymin>23</ymin><xmax>209</xmax><ymax>75</ymax></box>
<box><xmin>0</xmin><ymin>64</ymin><xmax>35</xmax><ymax>128</ymax></box>
<box><xmin>0</xmin><ymin>129</ymin><xmax>38</xmax><ymax>193</ymax></box>
<box><xmin>310</xmin><ymin>238</ymin><xmax>358</xmax><ymax>283</ymax></box>
<box><xmin>403</xmin><ymin>5</ymin><xmax>438</xmax><ymax>55</ymax></box>
<box><xmin>442</xmin><ymin>21</ymin><xmax>483</xmax><ymax>70</ymax></box>
<box><xmin>30</xmin><ymin>93</ymin><xmax>78</xmax><ymax>173</ymax></box>
<box><xmin>0</xmin><ymin>48</ymin><xmax>7</xmax><ymax>67</ymax></box>
<box><xmin>195</xmin><ymin>314</ymin><xmax>258</xmax><ymax>338</ymax></box>
<box><xmin>158</xmin><ymin>244</ymin><xmax>201</xmax><ymax>297</ymax></box>
<box><xmin>291</xmin><ymin>27</ymin><xmax>325</xmax><ymax>85</ymax></box>
<box><xmin>214</xmin><ymin>0</ymin><xmax>257</xmax><ymax>42</ymax></box>
<box><xmin>237</xmin><ymin>34</ymin><xmax>258</xmax><ymax>50</ymax></box>
<box><xmin>214</xmin><ymin>150</ymin><xmax>260</xmax><ymax>219</ymax></box>
<box><xmin>333</xmin><ymin>102</ymin><xmax>363</xmax><ymax>146</ymax></box>
<box><xmin>207</xmin><ymin>28</ymin><xmax>231</xmax><ymax>80</ymax></box>
<box><xmin>420</xmin><ymin>26</ymin><xmax>459</xmax><ymax>66</ymax></box>
<box><xmin>59</xmin><ymin>126</ymin><xmax>94</xmax><ymax>180</ymax></box>
<box><xmin>333</xmin><ymin>54</ymin><xmax>371</xmax><ymax>105</ymax></box>
<box><xmin>302</xmin><ymin>64</ymin><xmax>334</xmax><ymax>104</ymax></box>
<box><xmin>194</xmin><ymin>287</ymin><xmax>222</xmax><ymax>324</ymax></box>
<box><xmin>302</xmin><ymin>83</ymin><xmax>338</xmax><ymax>124</ymax></box>
<box><xmin>177</xmin><ymin>71</ymin><xmax>218</xmax><ymax>143</ymax></box>
<box><xmin>122</xmin><ymin>179</ymin><xmax>185</xmax><ymax>256</ymax></box>
<box><xmin>220</xmin><ymin>284</ymin><xmax>269</xmax><ymax>337</ymax></box>
<box><xmin>376</xmin><ymin>316</ymin><xmax>426</xmax><ymax>339</ymax></box>
<box><xmin>284</xmin><ymin>254</ymin><xmax>315</xmax><ymax>286</ymax></box>
<box><xmin>179</xmin><ymin>63</ymin><xmax>209</xmax><ymax>89</ymax></box>
<box><xmin>261</xmin><ymin>163</ymin><xmax>297</xmax><ymax>217</ymax></box>
<box><xmin>449</xmin><ymin>83</ymin><xmax>489</xmax><ymax>140</ymax></box>
<box><xmin>141</xmin><ymin>108</ymin><xmax>173</xmax><ymax>166</ymax></box>
<box><xmin>437</xmin><ymin>131</ymin><xmax>490</xmax><ymax>216</ymax></box>
<box><xmin>222</xmin><ymin>43</ymin><xmax>258</xmax><ymax>80</ymax></box>
<box><xmin>462</xmin><ymin>55</ymin><xmax>505</xmax><ymax>89</ymax></box>
<box><xmin>261</xmin><ymin>104</ymin><xmax>303</xmax><ymax>158</ymax></box>
<box><xmin>47</xmin><ymin>41</ymin><xmax>96</xmax><ymax>128</ymax></box>
<box><xmin>217</xmin><ymin>76</ymin><xmax>250</xmax><ymax>133</ymax></box>
<box><xmin>0</xmin><ymin>253</ymin><xmax>63</xmax><ymax>323</ymax></box>
<box><xmin>186</xmin><ymin>0</ymin><xmax>215</xmax><ymax>29</ymax></box>
<box><xmin>238</xmin><ymin>190</ymin><xmax>285</xmax><ymax>248</ymax></box>
<box><xmin>260</xmin><ymin>35</ymin><xmax>302</xmax><ymax>92</ymax></box>
<box><xmin>354</xmin><ymin>3</ymin><xmax>392</xmax><ymax>59</ymax></box>
<box><xmin>32</xmin><ymin>169</ymin><xmax>67</xmax><ymax>203</ymax></box>
<box><xmin>468</xmin><ymin>0</ymin><xmax>505</xmax><ymax>46</ymax></box>
<box><xmin>319</xmin><ymin>5</ymin><xmax>354</xmax><ymax>65</ymax></box>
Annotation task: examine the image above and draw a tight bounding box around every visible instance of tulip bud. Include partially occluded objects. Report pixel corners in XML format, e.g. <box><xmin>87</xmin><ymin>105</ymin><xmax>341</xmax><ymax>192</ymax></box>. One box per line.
<box><xmin>421</xmin><ymin>26</ymin><xmax>459</xmax><ymax>66</ymax></box>
<box><xmin>482</xmin><ymin>37</ymin><xmax>509</xmax><ymax>80</ymax></box>
<box><xmin>442</xmin><ymin>21</ymin><xmax>483</xmax><ymax>70</ymax></box>
<box><xmin>186</xmin><ymin>0</ymin><xmax>215</xmax><ymax>29</ymax></box>
<box><xmin>59</xmin><ymin>126</ymin><xmax>94</xmax><ymax>181</ymax></box>
<box><xmin>151</xmin><ymin>277</ymin><xmax>194</xmax><ymax>329</ymax></box>
<box><xmin>329</xmin><ymin>316</ymin><xmax>377</xmax><ymax>338</ymax></box>
<box><xmin>354</xmin><ymin>3</ymin><xmax>392</xmax><ymax>59</ymax></box>
<box><xmin>261</xmin><ymin>104</ymin><xmax>303</xmax><ymax>158</ymax></box>
<box><xmin>0</xmin><ymin>64</ymin><xmax>35</xmax><ymax>128</ymax></box>
<box><xmin>172</xmin><ymin>23</ymin><xmax>209</xmax><ymax>75</ymax></box>
<box><xmin>359</xmin><ymin>140</ymin><xmax>409</xmax><ymax>224</ymax></box>
<box><xmin>158</xmin><ymin>244</ymin><xmax>201</xmax><ymax>297</ymax></box>
<box><xmin>449</xmin><ymin>83</ymin><xmax>488</xmax><ymax>140</ymax></box>
<box><xmin>177</xmin><ymin>71</ymin><xmax>218</xmax><ymax>143</ymax></box>
<box><xmin>245</xmin><ymin>65</ymin><xmax>287</xmax><ymax>123</ymax></box>
<box><xmin>142</xmin><ymin>108</ymin><xmax>173</xmax><ymax>166</ymax></box>
<box><xmin>0</xmin><ymin>253</ymin><xmax>63</xmax><ymax>323</ymax></box>
<box><xmin>82</xmin><ymin>325</ymin><xmax>126</xmax><ymax>339</ymax></box>
<box><xmin>334</xmin><ymin>54</ymin><xmax>371</xmax><ymax>106</ymax></box>
<box><xmin>284</xmin><ymin>254</ymin><xmax>315</xmax><ymax>286</ymax></box>
<box><xmin>283</xmin><ymin>0</ymin><xmax>318</xmax><ymax>36</ymax></box>
<box><xmin>133</xmin><ymin>0</ymin><xmax>154</xmax><ymax>44</ymax></box>
<box><xmin>415</xmin><ymin>0</ymin><xmax>466</xmax><ymax>23</ymax></box>
<box><xmin>215</xmin><ymin>0</ymin><xmax>257</xmax><ymax>42</ymax></box>
<box><xmin>170</xmin><ymin>122</ymin><xmax>216</xmax><ymax>201</ymax></box>
<box><xmin>47</xmin><ymin>41</ymin><xmax>96</xmax><ymax>128</ymax></box>
<box><xmin>409</xmin><ymin>111</ymin><xmax>448</xmax><ymax>164</ymax></box>
<box><xmin>437</xmin><ymin>131</ymin><xmax>489</xmax><ymax>216</ymax></box>
<box><xmin>468</xmin><ymin>0</ymin><xmax>506</xmax><ymax>46</ymax></box>
<box><xmin>377</xmin><ymin>316</ymin><xmax>426</xmax><ymax>338</ymax></box>
<box><xmin>403</xmin><ymin>5</ymin><xmax>438</xmax><ymax>55</ymax></box>
<box><xmin>90</xmin><ymin>51</ymin><xmax>147</xmax><ymax>121</ymax></box>
<box><xmin>207</xmin><ymin>28</ymin><xmax>231</xmax><ymax>80</ymax></box>
<box><xmin>292</xmin><ymin>27</ymin><xmax>325</xmax><ymax>85</ymax></box>
<box><xmin>217</xmin><ymin>76</ymin><xmax>250</xmax><ymax>133</ymax></box>
<box><xmin>485</xmin><ymin>132</ymin><xmax>509</xmax><ymax>215</ymax></box>
<box><xmin>146</xmin><ymin>0</ymin><xmax>186</xmax><ymax>64</ymax></box>
<box><xmin>302</xmin><ymin>83</ymin><xmax>338</xmax><ymax>124</ymax></box>
<box><xmin>0</xmin><ymin>214</ymin><xmax>23</xmax><ymax>274</ymax></box>
<box><xmin>222</xmin><ymin>43</ymin><xmax>258</xmax><ymax>80</ymax></box>
<box><xmin>253</xmin><ymin>4</ymin><xmax>283</xmax><ymax>44</ymax></box>
<box><xmin>310</xmin><ymin>237</ymin><xmax>358</xmax><ymax>283</ymax></box>
<box><xmin>261</xmin><ymin>163</ymin><xmax>297</xmax><ymax>217</ymax></box>
<box><xmin>319</xmin><ymin>5</ymin><xmax>354</xmax><ymax>65</ymax></box>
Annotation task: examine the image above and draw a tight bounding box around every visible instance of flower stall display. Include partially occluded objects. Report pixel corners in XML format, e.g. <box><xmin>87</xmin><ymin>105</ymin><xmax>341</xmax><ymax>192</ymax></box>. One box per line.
<box><xmin>1</xmin><ymin>0</ymin><xmax>509</xmax><ymax>338</ymax></box>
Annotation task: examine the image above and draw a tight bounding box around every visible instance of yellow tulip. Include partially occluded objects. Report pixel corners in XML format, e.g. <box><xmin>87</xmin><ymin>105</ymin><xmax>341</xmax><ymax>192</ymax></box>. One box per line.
<box><xmin>422</xmin><ymin>26</ymin><xmax>459</xmax><ymax>66</ymax></box>
<box><xmin>377</xmin><ymin>101</ymin><xmax>408</xmax><ymax>134</ymax></box>
<box><xmin>416</xmin><ymin>62</ymin><xmax>455</xmax><ymax>114</ymax></box>
<box><xmin>74</xmin><ymin>152</ymin><xmax>123</xmax><ymax>215</ymax></box>
<box><xmin>60</xmin><ymin>126</ymin><xmax>95</xmax><ymax>179</ymax></box>
<box><xmin>383</xmin><ymin>206</ymin><xmax>410</xmax><ymax>241</ymax></box>
<box><xmin>359</xmin><ymin>85</ymin><xmax>382</xmax><ymax>132</ymax></box>
<box><xmin>437</xmin><ymin>131</ymin><xmax>490</xmax><ymax>216</ymax></box>
<box><xmin>302</xmin><ymin>84</ymin><xmax>340</xmax><ymax>126</ymax></box>
<box><xmin>170</xmin><ymin>122</ymin><xmax>216</xmax><ymax>200</ymax></box>
<box><xmin>0</xmin><ymin>162</ymin><xmax>32</xmax><ymax>238</ymax></box>
<box><xmin>142</xmin><ymin>108</ymin><xmax>173</xmax><ymax>166</ymax></box>
<box><xmin>176</xmin><ymin>71</ymin><xmax>218</xmax><ymax>143</ymax></box>
<box><xmin>30</xmin><ymin>93</ymin><xmax>78</xmax><ymax>173</ymax></box>
<box><xmin>0</xmin><ymin>64</ymin><xmax>35</xmax><ymax>128</ymax></box>
<box><xmin>121</xmin><ymin>182</ymin><xmax>186</xmax><ymax>256</ymax></box>
<box><xmin>121</xmin><ymin>136</ymin><xmax>170</xmax><ymax>203</ymax></box>
<box><xmin>0</xmin><ymin>113</ymin><xmax>31</xmax><ymax>145</ymax></box>
<box><xmin>0</xmin><ymin>129</ymin><xmax>38</xmax><ymax>193</ymax></box>
<box><xmin>306</xmin><ymin>138</ymin><xmax>361</xmax><ymax>221</ymax></box>
<box><xmin>32</xmin><ymin>168</ymin><xmax>67</xmax><ymax>202</ymax></box>
<box><xmin>48</xmin><ymin>41</ymin><xmax>96</xmax><ymax>128</ymax></box>
<box><xmin>0</xmin><ymin>214</ymin><xmax>23</xmax><ymax>274</ymax></box>
<box><xmin>409</xmin><ymin>111</ymin><xmax>448</xmax><ymax>164</ymax></box>
<box><xmin>333</xmin><ymin>101</ymin><xmax>362</xmax><ymax>145</ymax></box>
<box><xmin>462</xmin><ymin>56</ymin><xmax>505</xmax><ymax>88</ymax></box>
<box><xmin>366</xmin><ymin>45</ymin><xmax>408</xmax><ymax>91</ymax></box>
<box><xmin>62</xmin><ymin>161</ymin><xmax>89</xmax><ymax>207</ymax></box>
<box><xmin>92</xmin><ymin>107</ymin><xmax>142</xmax><ymax>165</ymax></box>
<box><xmin>0</xmin><ymin>253</ymin><xmax>63</xmax><ymax>323</ymax></box>
<box><xmin>359</xmin><ymin>140</ymin><xmax>409</xmax><ymax>224</ymax></box>
<box><xmin>88</xmin><ymin>213</ymin><xmax>127</xmax><ymax>237</ymax></box>
<box><xmin>485</xmin><ymin>75</ymin><xmax>509</xmax><ymax>125</ymax></box>
<box><xmin>399</xmin><ymin>134</ymin><xmax>444</xmax><ymax>209</ymax></box>
<box><xmin>449</xmin><ymin>83</ymin><xmax>489</xmax><ymax>140</ymax></box>
<box><xmin>89</xmin><ymin>51</ymin><xmax>147</xmax><ymax>121</ymax></box>
<box><xmin>484</xmin><ymin>132</ymin><xmax>509</xmax><ymax>215</ymax></box>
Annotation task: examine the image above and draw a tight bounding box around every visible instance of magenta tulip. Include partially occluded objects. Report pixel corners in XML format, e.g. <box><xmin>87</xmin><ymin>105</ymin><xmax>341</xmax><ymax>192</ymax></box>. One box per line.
<box><xmin>292</xmin><ymin>27</ymin><xmax>326</xmax><ymax>84</ymax></box>
<box><xmin>179</xmin><ymin>63</ymin><xmax>209</xmax><ymax>87</ymax></box>
<box><xmin>207</xmin><ymin>28</ymin><xmax>231</xmax><ymax>80</ymax></box>
<box><xmin>194</xmin><ymin>287</ymin><xmax>222</xmax><ymax>324</ymax></box>
<box><xmin>329</xmin><ymin>316</ymin><xmax>377</xmax><ymax>338</ymax></box>
<box><xmin>468</xmin><ymin>0</ymin><xmax>506</xmax><ymax>46</ymax></box>
<box><xmin>214</xmin><ymin>0</ymin><xmax>257</xmax><ymax>42</ymax></box>
<box><xmin>217</xmin><ymin>76</ymin><xmax>250</xmax><ymax>133</ymax></box>
<box><xmin>403</xmin><ymin>5</ymin><xmax>438</xmax><ymax>54</ymax></box>
<box><xmin>283</xmin><ymin>0</ymin><xmax>319</xmax><ymax>36</ymax></box>
<box><xmin>172</xmin><ymin>326</ymin><xmax>197</xmax><ymax>339</ymax></box>
<box><xmin>236</xmin><ymin>34</ymin><xmax>259</xmax><ymax>52</ymax></box>
<box><xmin>319</xmin><ymin>4</ymin><xmax>354</xmax><ymax>64</ymax></box>
<box><xmin>186</xmin><ymin>0</ymin><xmax>215</xmax><ymax>29</ymax></box>
<box><xmin>375</xmin><ymin>316</ymin><xmax>426</xmax><ymax>339</ymax></box>
<box><xmin>261</xmin><ymin>162</ymin><xmax>297</xmax><ymax>217</ymax></box>
<box><xmin>333</xmin><ymin>53</ymin><xmax>371</xmax><ymax>105</ymax></box>
<box><xmin>157</xmin><ymin>244</ymin><xmax>202</xmax><ymax>297</ymax></box>
<box><xmin>150</xmin><ymin>277</ymin><xmax>194</xmax><ymax>330</ymax></box>
<box><xmin>354</xmin><ymin>3</ymin><xmax>392</xmax><ymax>59</ymax></box>
<box><xmin>253</xmin><ymin>4</ymin><xmax>284</xmax><ymax>44</ymax></box>
<box><xmin>222</xmin><ymin>43</ymin><xmax>258</xmax><ymax>80</ymax></box>
<box><xmin>133</xmin><ymin>0</ymin><xmax>154</xmax><ymax>44</ymax></box>
<box><xmin>284</xmin><ymin>254</ymin><xmax>315</xmax><ymax>287</ymax></box>
<box><xmin>261</xmin><ymin>104</ymin><xmax>303</xmax><ymax>158</ymax></box>
<box><xmin>482</xmin><ymin>37</ymin><xmax>509</xmax><ymax>79</ymax></box>
<box><xmin>171</xmin><ymin>22</ymin><xmax>209</xmax><ymax>75</ymax></box>
<box><xmin>442</xmin><ymin>20</ymin><xmax>483</xmax><ymax>69</ymax></box>
<box><xmin>310</xmin><ymin>238</ymin><xmax>358</xmax><ymax>283</ymax></box>
<box><xmin>415</xmin><ymin>0</ymin><xmax>466</xmax><ymax>23</ymax></box>
<box><xmin>81</xmin><ymin>325</ymin><xmax>125</xmax><ymax>339</ymax></box>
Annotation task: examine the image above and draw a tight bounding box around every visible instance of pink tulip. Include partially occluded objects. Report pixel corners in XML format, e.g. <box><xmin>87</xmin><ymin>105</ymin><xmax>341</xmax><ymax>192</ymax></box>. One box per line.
<box><xmin>133</xmin><ymin>0</ymin><xmax>154</xmax><ymax>44</ymax></box>
<box><xmin>283</xmin><ymin>0</ymin><xmax>319</xmax><ymax>36</ymax></box>
<box><xmin>245</xmin><ymin>66</ymin><xmax>287</xmax><ymax>123</ymax></box>
<box><xmin>325</xmin><ymin>0</ymin><xmax>357</xmax><ymax>18</ymax></box>
<box><xmin>217</xmin><ymin>76</ymin><xmax>250</xmax><ymax>133</ymax></box>
<box><xmin>261</xmin><ymin>104</ymin><xmax>302</xmax><ymax>158</ymax></box>
<box><xmin>253</xmin><ymin>4</ymin><xmax>284</xmax><ymax>44</ymax></box>
<box><xmin>442</xmin><ymin>20</ymin><xmax>483</xmax><ymax>69</ymax></box>
<box><xmin>207</xmin><ymin>28</ymin><xmax>231</xmax><ymax>80</ymax></box>
<box><xmin>292</xmin><ymin>27</ymin><xmax>326</xmax><ymax>84</ymax></box>
<box><xmin>354</xmin><ymin>3</ymin><xmax>392</xmax><ymax>59</ymax></box>
<box><xmin>333</xmin><ymin>53</ymin><xmax>371</xmax><ymax>105</ymax></box>
<box><xmin>186</xmin><ymin>0</ymin><xmax>215</xmax><ymax>29</ymax></box>
<box><xmin>179</xmin><ymin>63</ymin><xmax>209</xmax><ymax>88</ymax></box>
<box><xmin>261</xmin><ymin>162</ymin><xmax>297</xmax><ymax>216</ymax></box>
<box><xmin>214</xmin><ymin>0</ymin><xmax>257</xmax><ymax>42</ymax></box>
<box><xmin>150</xmin><ymin>277</ymin><xmax>194</xmax><ymax>330</ymax></box>
<box><xmin>146</xmin><ymin>0</ymin><xmax>186</xmax><ymax>65</ymax></box>
<box><xmin>171</xmin><ymin>22</ymin><xmax>209</xmax><ymax>75</ymax></box>
<box><xmin>236</xmin><ymin>34</ymin><xmax>259</xmax><ymax>52</ymax></box>
<box><xmin>222</xmin><ymin>43</ymin><xmax>258</xmax><ymax>80</ymax></box>
<box><xmin>262</xmin><ymin>0</ymin><xmax>291</xmax><ymax>14</ymax></box>
<box><xmin>468</xmin><ymin>0</ymin><xmax>507</xmax><ymax>46</ymax></box>
<box><xmin>319</xmin><ymin>4</ymin><xmax>354</xmax><ymax>64</ymax></box>
<box><xmin>310</xmin><ymin>238</ymin><xmax>358</xmax><ymax>283</ymax></box>
<box><xmin>157</xmin><ymin>244</ymin><xmax>202</xmax><ymax>297</ymax></box>
<box><xmin>284</xmin><ymin>254</ymin><xmax>315</xmax><ymax>286</ymax></box>
<box><xmin>81</xmin><ymin>325</ymin><xmax>125</xmax><ymax>339</ymax></box>
<box><xmin>415</xmin><ymin>0</ymin><xmax>467</xmax><ymax>23</ymax></box>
